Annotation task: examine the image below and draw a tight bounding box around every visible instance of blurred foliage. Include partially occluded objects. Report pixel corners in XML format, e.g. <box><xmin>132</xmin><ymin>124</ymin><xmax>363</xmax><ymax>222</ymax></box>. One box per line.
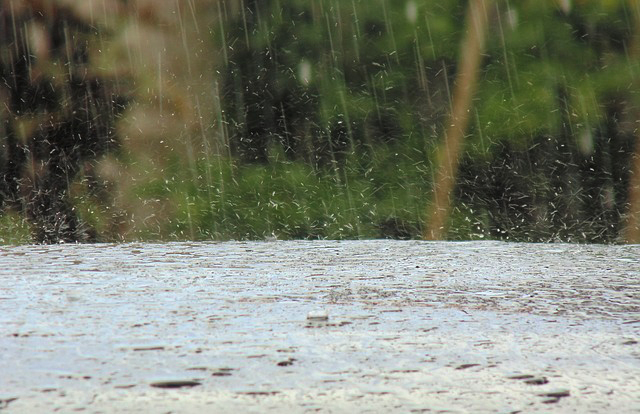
<box><xmin>0</xmin><ymin>0</ymin><xmax>129</xmax><ymax>243</ymax></box>
<box><xmin>0</xmin><ymin>211</ymin><xmax>31</xmax><ymax>244</ymax></box>
<box><xmin>1</xmin><ymin>0</ymin><xmax>639</xmax><ymax>243</ymax></box>
<box><xmin>206</xmin><ymin>0</ymin><xmax>639</xmax><ymax>242</ymax></box>
<box><xmin>136</xmin><ymin>149</ymin><xmax>429</xmax><ymax>240</ymax></box>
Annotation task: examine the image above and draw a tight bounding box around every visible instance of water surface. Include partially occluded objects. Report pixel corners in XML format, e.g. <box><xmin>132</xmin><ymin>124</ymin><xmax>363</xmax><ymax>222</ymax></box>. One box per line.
<box><xmin>1</xmin><ymin>241</ymin><xmax>638</xmax><ymax>412</ymax></box>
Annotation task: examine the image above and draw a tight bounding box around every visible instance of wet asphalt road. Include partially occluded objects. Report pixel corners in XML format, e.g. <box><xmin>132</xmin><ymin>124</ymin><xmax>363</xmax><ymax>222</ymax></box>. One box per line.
<box><xmin>1</xmin><ymin>240</ymin><xmax>639</xmax><ymax>413</ymax></box>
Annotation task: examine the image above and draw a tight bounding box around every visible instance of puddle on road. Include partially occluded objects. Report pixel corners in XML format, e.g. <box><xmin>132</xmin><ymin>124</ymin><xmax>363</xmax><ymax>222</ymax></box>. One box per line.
<box><xmin>0</xmin><ymin>241</ymin><xmax>639</xmax><ymax>413</ymax></box>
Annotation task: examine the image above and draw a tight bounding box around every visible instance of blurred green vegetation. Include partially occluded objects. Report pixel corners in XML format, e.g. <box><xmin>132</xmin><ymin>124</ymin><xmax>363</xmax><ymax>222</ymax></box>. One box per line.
<box><xmin>1</xmin><ymin>0</ymin><xmax>639</xmax><ymax>243</ymax></box>
<box><xmin>134</xmin><ymin>148</ymin><xmax>430</xmax><ymax>240</ymax></box>
<box><xmin>0</xmin><ymin>212</ymin><xmax>31</xmax><ymax>244</ymax></box>
<box><xmin>193</xmin><ymin>0</ymin><xmax>638</xmax><ymax>242</ymax></box>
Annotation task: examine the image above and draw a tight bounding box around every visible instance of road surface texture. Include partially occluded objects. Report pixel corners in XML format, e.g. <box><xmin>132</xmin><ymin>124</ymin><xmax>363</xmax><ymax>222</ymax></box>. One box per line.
<box><xmin>1</xmin><ymin>240</ymin><xmax>639</xmax><ymax>413</ymax></box>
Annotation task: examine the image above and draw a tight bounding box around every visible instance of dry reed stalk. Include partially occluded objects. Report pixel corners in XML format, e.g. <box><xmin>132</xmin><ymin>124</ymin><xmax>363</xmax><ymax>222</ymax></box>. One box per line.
<box><xmin>423</xmin><ymin>0</ymin><xmax>493</xmax><ymax>240</ymax></box>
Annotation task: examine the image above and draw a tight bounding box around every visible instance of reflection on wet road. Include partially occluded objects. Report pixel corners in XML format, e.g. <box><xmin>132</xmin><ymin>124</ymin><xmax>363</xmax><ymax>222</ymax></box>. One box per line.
<box><xmin>1</xmin><ymin>241</ymin><xmax>639</xmax><ymax>412</ymax></box>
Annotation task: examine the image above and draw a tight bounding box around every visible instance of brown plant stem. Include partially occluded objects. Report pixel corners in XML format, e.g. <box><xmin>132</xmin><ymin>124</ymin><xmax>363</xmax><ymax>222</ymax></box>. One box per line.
<box><xmin>423</xmin><ymin>0</ymin><xmax>492</xmax><ymax>240</ymax></box>
<box><xmin>623</xmin><ymin>0</ymin><xmax>640</xmax><ymax>243</ymax></box>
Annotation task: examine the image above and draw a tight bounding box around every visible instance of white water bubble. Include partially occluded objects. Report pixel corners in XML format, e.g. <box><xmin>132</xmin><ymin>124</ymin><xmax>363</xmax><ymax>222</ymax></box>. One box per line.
<box><xmin>307</xmin><ymin>310</ymin><xmax>329</xmax><ymax>321</ymax></box>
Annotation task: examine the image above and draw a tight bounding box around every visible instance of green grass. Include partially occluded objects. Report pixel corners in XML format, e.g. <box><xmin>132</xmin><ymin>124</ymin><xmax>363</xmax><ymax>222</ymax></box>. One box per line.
<box><xmin>134</xmin><ymin>148</ymin><xmax>434</xmax><ymax>241</ymax></box>
<box><xmin>0</xmin><ymin>211</ymin><xmax>32</xmax><ymax>244</ymax></box>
